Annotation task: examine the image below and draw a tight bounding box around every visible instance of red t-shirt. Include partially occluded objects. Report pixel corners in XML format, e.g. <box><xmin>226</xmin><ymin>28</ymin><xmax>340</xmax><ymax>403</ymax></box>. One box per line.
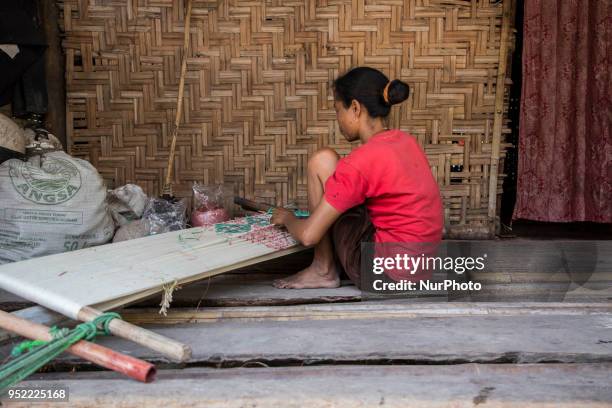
<box><xmin>324</xmin><ymin>129</ymin><xmax>443</xmax><ymax>243</ymax></box>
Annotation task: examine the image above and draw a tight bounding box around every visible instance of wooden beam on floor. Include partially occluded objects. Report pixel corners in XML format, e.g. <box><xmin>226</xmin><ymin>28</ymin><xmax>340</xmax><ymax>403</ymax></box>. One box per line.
<box><xmin>120</xmin><ymin>302</ymin><xmax>612</xmax><ymax>325</ymax></box>
<box><xmin>12</xmin><ymin>303</ymin><xmax>609</xmax><ymax>366</ymax></box>
<box><xmin>19</xmin><ymin>364</ymin><xmax>612</xmax><ymax>407</ymax></box>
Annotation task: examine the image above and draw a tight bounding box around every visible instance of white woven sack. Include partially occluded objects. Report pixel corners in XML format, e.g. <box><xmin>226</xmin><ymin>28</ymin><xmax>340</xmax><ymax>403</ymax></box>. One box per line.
<box><xmin>0</xmin><ymin>151</ymin><xmax>114</xmax><ymax>263</ymax></box>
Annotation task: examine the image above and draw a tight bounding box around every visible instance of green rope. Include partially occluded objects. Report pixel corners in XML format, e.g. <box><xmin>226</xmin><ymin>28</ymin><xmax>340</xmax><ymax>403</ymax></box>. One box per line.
<box><xmin>10</xmin><ymin>340</ymin><xmax>47</xmax><ymax>358</ymax></box>
<box><xmin>0</xmin><ymin>312</ymin><xmax>121</xmax><ymax>394</ymax></box>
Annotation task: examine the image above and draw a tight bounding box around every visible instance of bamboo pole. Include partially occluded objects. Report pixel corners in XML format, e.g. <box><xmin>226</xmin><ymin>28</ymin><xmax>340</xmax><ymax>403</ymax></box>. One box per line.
<box><xmin>77</xmin><ymin>306</ymin><xmax>191</xmax><ymax>363</ymax></box>
<box><xmin>162</xmin><ymin>0</ymin><xmax>193</xmax><ymax>197</ymax></box>
<box><xmin>0</xmin><ymin>306</ymin><xmax>65</xmax><ymax>343</ymax></box>
<box><xmin>487</xmin><ymin>0</ymin><xmax>513</xmax><ymax>230</ymax></box>
<box><xmin>0</xmin><ymin>310</ymin><xmax>156</xmax><ymax>383</ymax></box>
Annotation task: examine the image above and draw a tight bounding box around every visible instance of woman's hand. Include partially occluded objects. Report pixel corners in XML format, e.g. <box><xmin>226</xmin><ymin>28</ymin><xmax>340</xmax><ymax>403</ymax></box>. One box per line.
<box><xmin>270</xmin><ymin>208</ymin><xmax>296</xmax><ymax>227</ymax></box>
<box><xmin>269</xmin><ymin>200</ymin><xmax>341</xmax><ymax>246</ymax></box>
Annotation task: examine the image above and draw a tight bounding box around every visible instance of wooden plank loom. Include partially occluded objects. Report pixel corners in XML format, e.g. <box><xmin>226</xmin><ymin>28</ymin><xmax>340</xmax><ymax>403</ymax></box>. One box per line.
<box><xmin>0</xmin><ymin>213</ymin><xmax>303</xmax><ymax>320</ymax></box>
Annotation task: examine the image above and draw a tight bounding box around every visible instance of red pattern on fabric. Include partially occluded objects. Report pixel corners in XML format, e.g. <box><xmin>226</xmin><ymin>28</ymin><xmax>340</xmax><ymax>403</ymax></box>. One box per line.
<box><xmin>239</xmin><ymin>225</ymin><xmax>297</xmax><ymax>250</ymax></box>
<box><xmin>514</xmin><ymin>1</ymin><xmax>611</xmax><ymax>222</ymax></box>
<box><xmin>210</xmin><ymin>214</ymin><xmax>298</xmax><ymax>250</ymax></box>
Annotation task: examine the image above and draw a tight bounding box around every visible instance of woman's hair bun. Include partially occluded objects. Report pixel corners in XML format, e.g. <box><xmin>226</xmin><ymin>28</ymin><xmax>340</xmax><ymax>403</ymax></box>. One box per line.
<box><xmin>385</xmin><ymin>79</ymin><xmax>410</xmax><ymax>106</ymax></box>
<box><xmin>334</xmin><ymin>67</ymin><xmax>409</xmax><ymax>118</ymax></box>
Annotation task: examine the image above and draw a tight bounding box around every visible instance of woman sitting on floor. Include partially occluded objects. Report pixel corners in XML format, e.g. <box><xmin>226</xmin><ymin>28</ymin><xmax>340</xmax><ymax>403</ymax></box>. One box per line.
<box><xmin>270</xmin><ymin>67</ymin><xmax>443</xmax><ymax>289</ymax></box>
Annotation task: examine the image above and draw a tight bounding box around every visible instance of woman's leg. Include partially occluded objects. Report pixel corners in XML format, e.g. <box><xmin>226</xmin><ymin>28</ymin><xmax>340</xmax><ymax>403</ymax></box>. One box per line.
<box><xmin>273</xmin><ymin>147</ymin><xmax>340</xmax><ymax>289</ymax></box>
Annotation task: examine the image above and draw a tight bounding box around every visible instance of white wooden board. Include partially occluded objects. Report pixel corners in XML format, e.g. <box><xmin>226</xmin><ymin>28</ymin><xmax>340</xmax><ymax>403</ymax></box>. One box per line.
<box><xmin>0</xmin><ymin>215</ymin><xmax>303</xmax><ymax>319</ymax></box>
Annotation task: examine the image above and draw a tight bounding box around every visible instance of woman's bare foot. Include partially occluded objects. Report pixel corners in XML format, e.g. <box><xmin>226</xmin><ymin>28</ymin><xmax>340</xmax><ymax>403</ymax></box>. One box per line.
<box><xmin>273</xmin><ymin>262</ymin><xmax>340</xmax><ymax>289</ymax></box>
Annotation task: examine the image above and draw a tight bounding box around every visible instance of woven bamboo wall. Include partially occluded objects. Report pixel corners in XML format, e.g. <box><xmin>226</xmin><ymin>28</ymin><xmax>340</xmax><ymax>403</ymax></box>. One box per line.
<box><xmin>58</xmin><ymin>0</ymin><xmax>514</xmax><ymax>237</ymax></box>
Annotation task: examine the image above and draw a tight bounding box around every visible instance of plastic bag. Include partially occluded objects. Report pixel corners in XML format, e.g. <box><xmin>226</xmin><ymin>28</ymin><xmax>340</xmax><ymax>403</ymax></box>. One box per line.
<box><xmin>112</xmin><ymin>218</ymin><xmax>149</xmax><ymax>242</ymax></box>
<box><xmin>107</xmin><ymin>184</ymin><xmax>148</xmax><ymax>226</ymax></box>
<box><xmin>143</xmin><ymin>197</ymin><xmax>187</xmax><ymax>235</ymax></box>
<box><xmin>192</xmin><ymin>183</ymin><xmax>225</xmax><ymax>211</ymax></box>
<box><xmin>191</xmin><ymin>183</ymin><xmax>230</xmax><ymax>227</ymax></box>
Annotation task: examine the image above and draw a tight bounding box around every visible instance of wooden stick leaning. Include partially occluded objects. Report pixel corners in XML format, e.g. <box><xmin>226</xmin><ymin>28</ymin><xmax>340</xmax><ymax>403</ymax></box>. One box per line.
<box><xmin>163</xmin><ymin>0</ymin><xmax>193</xmax><ymax>197</ymax></box>
<box><xmin>234</xmin><ymin>197</ymin><xmax>274</xmax><ymax>213</ymax></box>
<box><xmin>0</xmin><ymin>310</ymin><xmax>156</xmax><ymax>383</ymax></box>
<box><xmin>0</xmin><ymin>306</ymin><xmax>65</xmax><ymax>343</ymax></box>
<box><xmin>77</xmin><ymin>306</ymin><xmax>191</xmax><ymax>362</ymax></box>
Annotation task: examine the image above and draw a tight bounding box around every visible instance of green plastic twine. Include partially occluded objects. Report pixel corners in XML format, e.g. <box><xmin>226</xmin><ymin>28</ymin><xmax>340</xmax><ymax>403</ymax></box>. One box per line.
<box><xmin>266</xmin><ymin>208</ymin><xmax>310</xmax><ymax>218</ymax></box>
<box><xmin>214</xmin><ymin>208</ymin><xmax>310</xmax><ymax>236</ymax></box>
<box><xmin>0</xmin><ymin>312</ymin><xmax>121</xmax><ymax>394</ymax></box>
<box><xmin>10</xmin><ymin>340</ymin><xmax>47</xmax><ymax>358</ymax></box>
<box><xmin>293</xmin><ymin>209</ymin><xmax>310</xmax><ymax>218</ymax></box>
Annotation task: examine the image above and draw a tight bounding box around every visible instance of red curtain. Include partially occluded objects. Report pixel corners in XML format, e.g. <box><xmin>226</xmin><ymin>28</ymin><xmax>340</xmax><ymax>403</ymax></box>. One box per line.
<box><xmin>513</xmin><ymin>0</ymin><xmax>611</xmax><ymax>223</ymax></box>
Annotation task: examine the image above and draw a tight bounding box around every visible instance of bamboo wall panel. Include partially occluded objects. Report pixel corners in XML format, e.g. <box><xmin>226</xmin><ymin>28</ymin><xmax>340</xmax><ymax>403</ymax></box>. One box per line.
<box><xmin>58</xmin><ymin>0</ymin><xmax>514</xmax><ymax>236</ymax></box>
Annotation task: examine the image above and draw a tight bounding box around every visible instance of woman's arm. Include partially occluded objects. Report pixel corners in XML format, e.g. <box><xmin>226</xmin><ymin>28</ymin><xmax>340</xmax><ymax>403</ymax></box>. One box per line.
<box><xmin>270</xmin><ymin>198</ymin><xmax>341</xmax><ymax>247</ymax></box>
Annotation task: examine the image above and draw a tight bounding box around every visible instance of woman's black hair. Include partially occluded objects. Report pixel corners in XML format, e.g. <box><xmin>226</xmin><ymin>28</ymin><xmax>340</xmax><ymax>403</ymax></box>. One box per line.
<box><xmin>333</xmin><ymin>67</ymin><xmax>410</xmax><ymax>118</ymax></box>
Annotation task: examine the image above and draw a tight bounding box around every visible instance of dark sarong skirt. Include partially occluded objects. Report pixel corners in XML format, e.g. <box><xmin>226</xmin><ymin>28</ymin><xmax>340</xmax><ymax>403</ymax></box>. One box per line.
<box><xmin>331</xmin><ymin>205</ymin><xmax>375</xmax><ymax>289</ymax></box>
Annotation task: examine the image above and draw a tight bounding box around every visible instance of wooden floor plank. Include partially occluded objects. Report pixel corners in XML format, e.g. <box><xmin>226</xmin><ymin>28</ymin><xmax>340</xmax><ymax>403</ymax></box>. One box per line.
<box><xmin>119</xmin><ymin>302</ymin><xmax>612</xmax><ymax>325</ymax></box>
<box><xmin>453</xmin><ymin>282</ymin><xmax>612</xmax><ymax>303</ymax></box>
<box><xmin>16</xmin><ymin>308</ymin><xmax>610</xmax><ymax>366</ymax></box>
<box><xmin>11</xmin><ymin>364</ymin><xmax>612</xmax><ymax>407</ymax></box>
